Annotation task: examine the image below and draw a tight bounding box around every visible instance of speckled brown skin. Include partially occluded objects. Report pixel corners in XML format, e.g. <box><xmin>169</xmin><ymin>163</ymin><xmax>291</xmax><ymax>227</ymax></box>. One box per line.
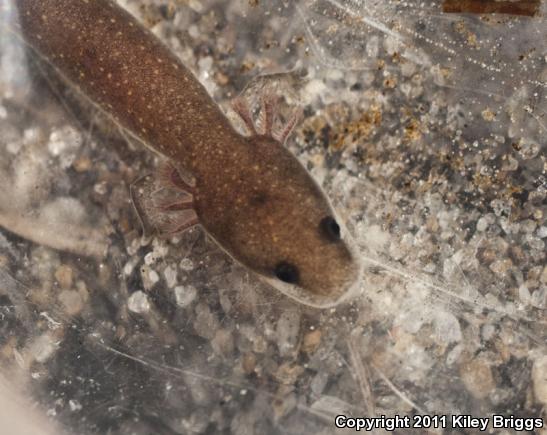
<box><xmin>17</xmin><ymin>0</ymin><xmax>362</xmax><ymax>305</ymax></box>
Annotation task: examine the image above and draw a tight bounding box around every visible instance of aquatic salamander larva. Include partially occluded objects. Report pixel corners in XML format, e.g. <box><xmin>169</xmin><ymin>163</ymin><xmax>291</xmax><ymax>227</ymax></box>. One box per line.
<box><xmin>16</xmin><ymin>0</ymin><xmax>363</xmax><ymax>307</ymax></box>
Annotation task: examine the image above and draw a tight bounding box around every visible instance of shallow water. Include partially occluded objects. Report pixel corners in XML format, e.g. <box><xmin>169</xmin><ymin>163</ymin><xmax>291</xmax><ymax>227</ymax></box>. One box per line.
<box><xmin>0</xmin><ymin>1</ymin><xmax>545</xmax><ymax>434</ymax></box>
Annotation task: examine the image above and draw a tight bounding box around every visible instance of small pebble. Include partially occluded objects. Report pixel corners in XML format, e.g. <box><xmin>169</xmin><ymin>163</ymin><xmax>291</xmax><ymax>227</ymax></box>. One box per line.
<box><xmin>489</xmin><ymin>258</ymin><xmax>513</xmax><ymax>276</ymax></box>
<box><xmin>275</xmin><ymin>310</ymin><xmax>301</xmax><ymax>357</ymax></box>
<box><xmin>55</xmin><ymin>264</ymin><xmax>73</xmax><ymax>289</ymax></box>
<box><xmin>460</xmin><ymin>357</ymin><xmax>495</xmax><ymax>399</ymax></box>
<box><xmin>163</xmin><ymin>265</ymin><xmax>177</xmax><ymax>288</ymax></box>
<box><xmin>47</xmin><ymin>125</ymin><xmax>83</xmax><ymax>156</ymax></box>
<box><xmin>179</xmin><ymin>258</ymin><xmax>194</xmax><ymax>271</ymax></box>
<box><xmin>29</xmin><ymin>334</ymin><xmax>58</xmax><ymax>364</ymax></box>
<box><xmin>69</xmin><ymin>400</ymin><xmax>83</xmax><ymax>412</ymax></box>
<box><xmin>481</xmin><ymin>323</ymin><xmax>496</xmax><ymax>341</ymax></box>
<box><xmin>58</xmin><ymin>290</ymin><xmax>84</xmax><ymax>316</ymax></box>
<box><xmin>127</xmin><ymin>291</ymin><xmax>150</xmax><ymax>314</ymax></box>
<box><xmin>193</xmin><ymin>303</ymin><xmax>218</xmax><ymax>340</ymax></box>
<box><xmin>310</xmin><ymin>371</ymin><xmax>329</xmax><ymax>396</ymax></box>
<box><xmin>174</xmin><ymin>285</ymin><xmax>197</xmax><ymax>307</ymax></box>
<box><xmin>272</xmin><ymin>392</ymin><xmax>297</xmax><ymax>420</ymax></box>
<box><xmin>211</xmin><ymin>329</ymin><xmax>234</xmax><ymax>357</ymax></box>
<box><xmin>302</xmin><ymin>329</ymin><xmax>322</xmax><ymax>354</ymax></box>
<box><xmin>72</xmin><ymin>156</ymin><xmax>92</xmax><ymax>172</ymax></box>
<box><xmin>140</xmin><ymin>265</ymin><xmax>160</xmax><ymax>289</ymax></box>
<box><xmin>530</xmin><ymin>287</ymin><xmax>546</xmax><ymax>309</ymax></box>
<box><xmin>274</xmin><ymin>363</ymin><xmax>305</xmax><ymax>385</ymax></box>
<box><xmin>532</xmin><ymin>356</ymin><xmax>547</xmax><ymax>406</ymax></box>
<box><xmin>516</xmin><ymin>139</ymin><xmax>539</xmax><ymax>160</ymax></box>
<box><xmin>241</xmin><ymin>352</ymin><xmax>256</xmax><ymax>375</ymax></box>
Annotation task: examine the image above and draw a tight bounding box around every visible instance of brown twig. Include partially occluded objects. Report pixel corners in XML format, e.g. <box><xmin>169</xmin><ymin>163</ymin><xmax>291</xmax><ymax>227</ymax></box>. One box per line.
<box><xmin>442</xmin><ymin>0</ymin><xmax>541</xmax><ymax>16</ymax></box>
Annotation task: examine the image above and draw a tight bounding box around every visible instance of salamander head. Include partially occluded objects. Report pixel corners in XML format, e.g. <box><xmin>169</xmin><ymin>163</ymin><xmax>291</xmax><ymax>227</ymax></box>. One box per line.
<box><xmin>208</xmin><ymin>134</ymin><xmax>363</xmax><ymax>308</ymax></box>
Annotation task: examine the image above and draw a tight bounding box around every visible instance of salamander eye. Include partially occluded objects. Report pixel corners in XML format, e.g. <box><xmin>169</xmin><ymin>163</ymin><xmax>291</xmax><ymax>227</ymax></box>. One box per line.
<box><xmin>319</xmin><ymin>216</ymin><xmax>341</xmax><ymax>241</ymax></box>
<box><xmin>274</xmin><ymin>261</ymin><xmax>299</xmax><ymax>284</ymax></box>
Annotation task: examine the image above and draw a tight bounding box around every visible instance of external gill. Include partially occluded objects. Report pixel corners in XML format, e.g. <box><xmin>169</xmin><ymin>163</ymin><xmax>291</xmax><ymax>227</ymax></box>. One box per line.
<box><xmin>231</xmin><ymin>92</ymin><xmax>303</xmax><ymax>144</ymax></box>
<box><xmin>131</xmin><ymin>162</ymin><xmax>198</xmax><ymax>237</ymax></box>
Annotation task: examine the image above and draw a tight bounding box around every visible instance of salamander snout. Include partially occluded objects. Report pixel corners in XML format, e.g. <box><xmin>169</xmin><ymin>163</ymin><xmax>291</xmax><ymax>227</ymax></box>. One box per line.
<box><xmin>259</xmin><ymin>206</ymin><xmax>363</xmax><ymax>308</ymax></box>
<box><xmin>273</xmin><ymin>216</ymin><xmax>346</xmax><ymax>287</ymax></box>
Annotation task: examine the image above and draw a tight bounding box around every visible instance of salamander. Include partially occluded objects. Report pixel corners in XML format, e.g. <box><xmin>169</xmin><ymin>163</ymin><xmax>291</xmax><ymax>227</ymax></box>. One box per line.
<box><xmin>16</xmin><ymin>0</ymin><xmax>363</xmax><ymax>307</ymax></box>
